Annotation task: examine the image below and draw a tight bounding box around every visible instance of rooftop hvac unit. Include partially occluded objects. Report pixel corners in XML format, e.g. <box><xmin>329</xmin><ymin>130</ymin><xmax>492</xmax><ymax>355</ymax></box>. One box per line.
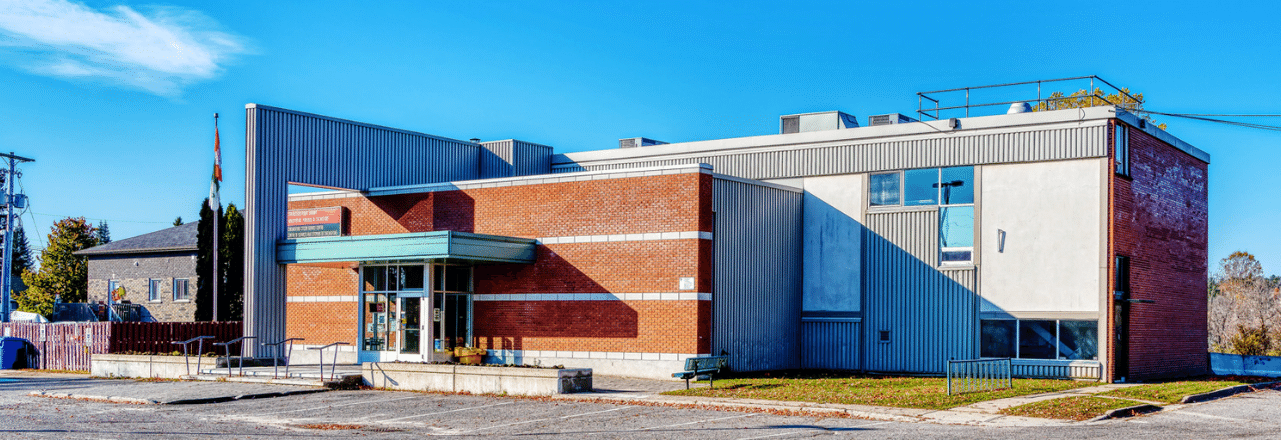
<box><xmin>780</xmin><ymin>111</ymin><xmax>859</xmax><ymax>134</ymax></box>
<box><xmin>868</xmin><ymin>113</ymin><xmax>918</xmax><ymax>126</ymax></box>
<box><xmin>619</xmin><ymin>137</ymin><xmax>668</xmax><ymax>149</ymax></box>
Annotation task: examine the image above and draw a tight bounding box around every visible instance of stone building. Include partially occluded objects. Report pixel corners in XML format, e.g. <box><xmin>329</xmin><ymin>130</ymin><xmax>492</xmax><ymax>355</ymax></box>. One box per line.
<box><xmin>76</xmin><ymin>222</ymin><xmax>198</xmax><ymax>322</ymax></box>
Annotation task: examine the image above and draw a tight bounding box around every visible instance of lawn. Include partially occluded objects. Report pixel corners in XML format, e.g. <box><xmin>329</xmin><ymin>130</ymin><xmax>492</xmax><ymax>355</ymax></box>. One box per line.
<box><xmin>661</xmin><ymin>371</ymin><xmax>1095</xmax><ymax>410</ymax></box>
<box><xmin>1000</xmin><ymin>396</ymin><xmax>1146</xmax><ymax>421</ymax></box>
<box><xmin>1099</xmin><ymin>378</ymin><xmax>1253</xmax><ymax>404</ymax></box>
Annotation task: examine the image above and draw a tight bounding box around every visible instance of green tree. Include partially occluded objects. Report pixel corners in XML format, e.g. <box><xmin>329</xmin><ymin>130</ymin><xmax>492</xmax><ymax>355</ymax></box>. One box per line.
<box><xmin>13</xmin><ymin>283</ymin><xmax>53</xmax><ymax>317</ymax></box>
<box><xmin>1032</xmin><ymin>87</ymin><xmax>1166</xmax><ymax>130</ymax></box>
<box><xmin>221</xmin><ymin>204</ymin><xmax>245</xmax><ymax>321</ymax></box>
<box><xmin>18</xmin><ymin>218</ymin><xmax>99</xmax><ymax>311</ymax></box>
<box><xmin>194</xmin><ymin>200</ymin><xmax>218</xmax><ymax>321</ymax></box>
<box><xmin>10</xmin><ymin>225</ymin><xmax>33</xmax><ymax>279</ymax></box>
<box><xmin>96</xmin><ymin>220</ymin><xmax>111</xmax><ymax>244</ymax></box>
<box><xmin>173</xmin><ymin>217</ymin><xmax>184</xmax><ymax>227</ymax></box>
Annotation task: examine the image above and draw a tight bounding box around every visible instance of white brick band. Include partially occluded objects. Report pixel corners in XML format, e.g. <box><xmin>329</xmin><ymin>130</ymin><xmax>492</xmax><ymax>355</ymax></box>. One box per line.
<box><xmin>287</xmin><ymin>295</ymin><xmax>358</xmax><ymax>303</ymax></box>
<box><xmin>537</xmin><ymin>231</ymin><xmax>711</xmax><ymax>244</ymax></box>
<box><xmin>474</xmin><ymin>292</ymin><xmax>711</xmax><ymax>301</ymax></box>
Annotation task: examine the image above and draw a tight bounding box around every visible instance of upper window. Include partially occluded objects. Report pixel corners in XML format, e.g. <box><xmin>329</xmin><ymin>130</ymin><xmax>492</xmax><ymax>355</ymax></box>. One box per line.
<box><xmin>148</xmin><ymin>279</ymin><xmax>162</xmax><ymax>302</ymax></box>
<box><xmin>868</xmin><ymin>172</ymin><xmax>901</xmax><ymax>206</ymax></box>
<box><xmin>362</xmin><ymin>265</ymin><xmax>425</xmax><ymax>292</ymax></box>
<box><xmin>173</xmin><ymin>279</ymin><xmax>190</xmax><ymax>301</ymax></box>
<box><xmin>1115</xmin><ymin>125</ymin><xmax>1130</xmax><ymax>176</ymax></box>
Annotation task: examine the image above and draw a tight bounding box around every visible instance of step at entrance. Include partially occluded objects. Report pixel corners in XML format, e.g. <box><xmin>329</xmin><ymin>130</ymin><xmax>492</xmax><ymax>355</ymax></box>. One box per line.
<box><xmin>186</xmin><ymin>364</ymin><xmax>363</xmax><ymax>388</ymax></box>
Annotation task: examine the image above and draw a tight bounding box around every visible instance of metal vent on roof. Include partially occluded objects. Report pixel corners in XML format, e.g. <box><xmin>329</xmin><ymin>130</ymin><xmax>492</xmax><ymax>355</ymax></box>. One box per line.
<box><xmin>779</xmin><ymin>111</ymin><xmax>858</xmax><ymax>134</ymax></box>
<box><xmin>619</xmin><ymin>137</ymin><xmax>668</xmax><ymax>149</ymax></box>
<box><xmin>868</xmin><ymin>113</ymin><xmax>918</xmax><ymax>126</ymax></box>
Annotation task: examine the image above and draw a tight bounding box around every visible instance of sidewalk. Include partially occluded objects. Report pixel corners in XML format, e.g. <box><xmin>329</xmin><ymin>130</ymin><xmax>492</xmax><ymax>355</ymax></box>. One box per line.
<box><xmin>549</xmin><ymin>375</ymin><xmax>1080</xmax><ymax>427</ymax></box>
<box><xmin>3</xmin><ymin>369</ymin><xmax>328</xmax><ymax>405</ymax></box>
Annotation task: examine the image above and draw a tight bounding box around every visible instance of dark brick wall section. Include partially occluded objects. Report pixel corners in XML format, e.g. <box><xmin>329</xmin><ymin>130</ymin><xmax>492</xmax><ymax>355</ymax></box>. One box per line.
<box><xmin>1112</xmin><ymin>122</ymin><xmax>1210</xmax><ymax>380</ymax></box>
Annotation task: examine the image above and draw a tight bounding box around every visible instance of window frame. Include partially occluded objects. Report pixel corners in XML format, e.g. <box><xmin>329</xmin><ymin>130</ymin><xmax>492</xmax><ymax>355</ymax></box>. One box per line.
<box><xmin>172</xmin><ymin>278</ymin><xmax>191</xmax><ymax>302</ymax></box>
<box><xmin>867</xmin><ymin>171</ymin><xmax>903</xmax><ymax>207</ymax></box>
<box><xmin>147</xmin><ymin>279</ymin><xmax>162</xmax><ymax>302</ymax></box>
<box><xmin>980</xmin><ymin>318</ymin><xmax>1099</xmax><ymax>361</ymax></box>
<box><xmin>1115</xmin><ymin>124</ymin><xmax>1130</xmax><ymax>176</ymax></box>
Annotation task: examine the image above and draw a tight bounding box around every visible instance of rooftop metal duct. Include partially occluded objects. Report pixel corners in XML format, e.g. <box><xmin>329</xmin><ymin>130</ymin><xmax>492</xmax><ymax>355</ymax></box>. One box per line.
<box><xmin>1007</xmin><ymin>102</ymin><xmax>1033</xmax><ymax>114</ymax></box>
<box><xmin>780</xmin><ymin>111</ymin><xmax>859</xmax><ymax>134</ymax></box>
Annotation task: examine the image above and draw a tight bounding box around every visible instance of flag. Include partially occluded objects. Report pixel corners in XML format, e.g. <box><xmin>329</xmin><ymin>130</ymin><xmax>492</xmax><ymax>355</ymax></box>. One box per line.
<box><xmin>209</xmin><ymin>120</ymin><xmax>221</xmax><ymax>211</ymax></box>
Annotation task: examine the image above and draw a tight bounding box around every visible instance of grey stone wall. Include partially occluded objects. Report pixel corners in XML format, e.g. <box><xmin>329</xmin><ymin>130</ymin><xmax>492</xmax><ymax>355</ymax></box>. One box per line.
<box><xmin>87</xmin><ymin>252</ymin><xmax>198</xmax><ymax>322</ymax></box>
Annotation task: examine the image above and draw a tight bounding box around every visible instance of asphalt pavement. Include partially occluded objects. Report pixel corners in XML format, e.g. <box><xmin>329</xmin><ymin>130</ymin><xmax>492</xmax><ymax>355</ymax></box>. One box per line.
<box><xmin>2</xmin><ymin>371</ymin><xmax>1281</xmax><ymax>439</ymax></box>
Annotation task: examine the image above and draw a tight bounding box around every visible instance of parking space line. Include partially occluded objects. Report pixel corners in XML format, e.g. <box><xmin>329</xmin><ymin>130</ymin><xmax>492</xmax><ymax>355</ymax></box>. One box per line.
<box><xmin>735</xmin><ymin>421</ymin><xmax>893</xmax><ymax>440</ymax></box>
<box><xmin>378</xmin><ymin>401</ymin><xmax>516</xmax><ymax>422</ymax></box>
<box><xmin>256</xmin><ymin>395</ymin><xmax>422</xmax><ymax>415</ymax></box>
<box><xmin>611</xmin><ymin>413</ymin><xmax>755</xmax><ymax>434</ymax></box>
<box><xmin>1170</xmin><ymin>410</ymin><xmax>1264</xmax><ymax>423</ymax></box>
<box><xmin>467</xmin><ymin>406</ymin><xmax>633</xmax><ymax>432</ymax></box>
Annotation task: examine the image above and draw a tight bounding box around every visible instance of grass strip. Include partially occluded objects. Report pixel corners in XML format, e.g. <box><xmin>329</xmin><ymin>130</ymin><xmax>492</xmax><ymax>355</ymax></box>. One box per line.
<box><xmin>661</xmin><ymin>372</ymin><xmax>1094</xmax><ymax>410</ymax></box>
<box><xmin>1100</xmin><ymin>379</ymin><xmax>1250</xmax><ymax>404</ymax></box>
<box><xmin>1000</xmin><ymin>396</ymin><xmax>1146</xmax><ymax>421</ymax></box>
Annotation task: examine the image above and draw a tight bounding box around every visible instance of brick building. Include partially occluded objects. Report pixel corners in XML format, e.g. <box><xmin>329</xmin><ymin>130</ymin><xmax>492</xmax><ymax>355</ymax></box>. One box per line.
<box><xmin>244</xmin><ymin>86</ymin><xmax>1209</xmax><ymax>381</ymax></box>
<box><xmin>77</xmin><ymin>222</ymin><xmax>198</xmax><ymax>322</ymax></box>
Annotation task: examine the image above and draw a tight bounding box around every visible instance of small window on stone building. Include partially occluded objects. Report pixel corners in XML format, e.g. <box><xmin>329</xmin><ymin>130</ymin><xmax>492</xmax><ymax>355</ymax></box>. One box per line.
<box><xmin>148</xmin><ymin>279</ymin><xmax>162</xmax><ymax>302</ymax></box>
<box><xmin>173</xmin><ymin>279</ymin><xmax>191</xmax><ymax>301</ymax></box>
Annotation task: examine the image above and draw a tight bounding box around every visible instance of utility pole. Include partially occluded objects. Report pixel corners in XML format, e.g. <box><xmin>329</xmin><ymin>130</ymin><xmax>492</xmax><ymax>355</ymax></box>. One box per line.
<box><xmin>1</xmin><ymin>152</ymin><xmax>34</xmax><ymax>323</ymax></box>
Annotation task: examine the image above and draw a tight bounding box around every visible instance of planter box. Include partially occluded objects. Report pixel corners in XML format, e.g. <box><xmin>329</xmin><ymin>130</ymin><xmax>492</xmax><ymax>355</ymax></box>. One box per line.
<box><xmin>363</xmin><ymin>362</ymin><xmax>591</xmax><ymax>396</ymax></box>
<box><xmin>91</xmin><ymin>354</ymin><xmax>211</xmax><ymax>379</ymax></box>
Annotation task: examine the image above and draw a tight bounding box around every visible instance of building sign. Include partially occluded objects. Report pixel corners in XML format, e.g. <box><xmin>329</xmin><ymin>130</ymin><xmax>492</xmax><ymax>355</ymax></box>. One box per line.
<box><xmin>287</xmin><ymin>207</ymin><xmax>345</xmax><ymax>239</ymax></box>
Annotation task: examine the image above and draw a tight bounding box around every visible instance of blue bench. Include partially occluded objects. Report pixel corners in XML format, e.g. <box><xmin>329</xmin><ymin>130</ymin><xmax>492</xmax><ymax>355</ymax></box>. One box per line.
<box><xmin>673</xmin><ymin>355</ymin><xmax>729</xmax><ymax>389</ymax></box>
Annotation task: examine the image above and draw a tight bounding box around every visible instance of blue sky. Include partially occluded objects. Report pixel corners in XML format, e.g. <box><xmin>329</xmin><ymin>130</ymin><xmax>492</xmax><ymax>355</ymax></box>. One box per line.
<box><xmin>1</xmin><ymin>0</ymin><xmax>1278</xmax><ymax>275</ymax></box>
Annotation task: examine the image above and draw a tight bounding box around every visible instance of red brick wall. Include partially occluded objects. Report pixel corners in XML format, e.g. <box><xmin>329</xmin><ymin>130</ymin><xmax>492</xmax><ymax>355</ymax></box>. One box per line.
<box><xmin>285</xmin><ymin>172</ymin><xmax>714</xmax><ymax>354</ymax></box>
<box><xmin>285</xmin><ymin>265</ymin><xmax>359</xmax><ymax>346</ymax></box>
<box><xmin>1110</xmin><ymin>122</ymin><xmax>1210</xmax><ymax>380</ymax></box>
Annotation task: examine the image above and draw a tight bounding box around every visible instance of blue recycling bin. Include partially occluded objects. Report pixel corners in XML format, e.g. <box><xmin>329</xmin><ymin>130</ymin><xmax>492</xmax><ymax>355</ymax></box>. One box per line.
<box><xmin>0</xmin><ymin>337</ymin><xmax>29</xmax><ymax>369</ymax></box>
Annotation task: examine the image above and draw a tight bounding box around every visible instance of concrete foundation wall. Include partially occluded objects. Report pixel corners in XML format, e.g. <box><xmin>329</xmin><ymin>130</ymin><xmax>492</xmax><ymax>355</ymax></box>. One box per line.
<box><xmin>363</xmin><ymin>362</ymin><xmax>591</xmax><ymax>395</ymax></box>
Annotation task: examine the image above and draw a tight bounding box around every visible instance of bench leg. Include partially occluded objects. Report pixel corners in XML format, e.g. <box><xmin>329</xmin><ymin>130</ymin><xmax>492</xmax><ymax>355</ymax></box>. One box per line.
<box><xmin>685</xmin><ymin>377</ymin><xmax>690</xmax><ymax>390</ymax></box>
<box><xmin>709</xmin><ymin>374</ymin><xmax>714</xmax><ymax>390</ymax></box>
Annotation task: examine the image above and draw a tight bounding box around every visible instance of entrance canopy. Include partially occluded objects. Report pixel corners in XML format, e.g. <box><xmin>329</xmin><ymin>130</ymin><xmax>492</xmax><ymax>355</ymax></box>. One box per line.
<box><xmin>276</xmin><ymin>231</ymin><xmax>536</xmax><ymax>265</ymax></box>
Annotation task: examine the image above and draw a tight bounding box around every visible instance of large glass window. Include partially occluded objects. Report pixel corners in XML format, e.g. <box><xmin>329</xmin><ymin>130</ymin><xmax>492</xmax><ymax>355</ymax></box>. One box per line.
<box><xmin>361</xmin><ymin>265</ymin><xmax>425</xmax><ymax>353</ymax></box>
<box><xmin>869</xmin><ymin>172</ymin><xmax>901</xmax><ymax>206</ymax></box>
<box><xmin>981</xmin><ymin>319</ymin><xmax>1099</xmax><ymax>360</ymax></box>
<box><xmin>940</xmin><ymin>206</ymin><xmax>975</xmax><ymax>263</ymax></box>
<box><xmin>938</xmin><ymin>166</ymin><xmax>974</xmax><ymax>205</ymax></box>
<box><xmin>433</xmin><ymin>264</ymin><xmax>473</xmax><ymax>352</ymax></box>
<box><xmin>904</xmin><ymin>169</ymin><xmax>940</xmax><ymax>206</ymax></box>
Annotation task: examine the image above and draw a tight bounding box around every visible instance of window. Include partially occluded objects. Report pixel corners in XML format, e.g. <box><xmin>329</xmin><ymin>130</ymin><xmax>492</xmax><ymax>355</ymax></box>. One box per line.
<box><xmin>1114</xmin><ymin>256</ymin><xmax>1130</xmax><ymax>299</ymax></box>
<box><xmin>980</xmin><ymin>319</ymin><xmax>1099</xmax><ymax>360</ymax></box>
<box><xmin>868</xmin><ymin>172</ymin><xmax>901</xmax><ymax>206</ymax></box>
<box><xmin>1115</xmin><ymin>125</ymin><xmax>1130</xmax><ymax>176</ymax></box>
<box><xmin>173</xmin><ymin>279</ymin><xmax>190</xmax><ymax>301</ymax></box>
<box><xmin>148</xmin><ymin>279</ymin><xmax>162</xmax><ymax>302</ymax></box>
<box><xmin>868</xmin><ymin>167</ymin><xmax>977</xmax><ymax>265</ymax></box>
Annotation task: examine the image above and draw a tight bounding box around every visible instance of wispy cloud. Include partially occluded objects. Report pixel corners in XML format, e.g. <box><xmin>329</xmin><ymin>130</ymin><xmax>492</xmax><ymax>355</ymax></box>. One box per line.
<box><xmin>0</xmin><ymin>0</ymin><xmax>248</xmax><ymax>97</ymax></box>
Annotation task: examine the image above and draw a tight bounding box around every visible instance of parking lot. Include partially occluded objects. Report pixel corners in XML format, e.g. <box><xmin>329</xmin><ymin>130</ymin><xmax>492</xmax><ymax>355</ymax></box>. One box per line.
<box><xmin>3</xmin><ymin>374</ymin><xmax>1281</xmax><ymax>439</ymax></box>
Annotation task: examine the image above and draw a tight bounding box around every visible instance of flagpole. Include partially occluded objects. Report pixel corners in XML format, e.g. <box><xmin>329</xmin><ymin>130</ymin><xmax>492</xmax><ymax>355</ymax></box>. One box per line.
<box><xmin>212</xmin><ymin>113</ymin><xmax>220</xmax><ymax>322</ymax></box>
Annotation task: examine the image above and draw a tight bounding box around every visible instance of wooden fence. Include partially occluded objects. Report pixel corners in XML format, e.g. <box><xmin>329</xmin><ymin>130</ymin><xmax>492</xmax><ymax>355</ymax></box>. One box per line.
<box><xmin>0</xmin><ymin>322</ymin><xmax>242</xmax><ymax>371</ymax></box>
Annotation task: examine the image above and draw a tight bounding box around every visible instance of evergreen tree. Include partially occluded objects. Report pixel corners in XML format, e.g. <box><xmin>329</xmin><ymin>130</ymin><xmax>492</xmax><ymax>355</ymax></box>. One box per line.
<box><xmin>18</xmin><ymin>218</ymin><xmax>99</xmax><ymax>311</ymax></box>
<box><xmin>10</xmin><ymin>225</ymin><xmax>33</xmax><ymax>279</ymax></box>
<box><xmin>173</xmin><ymin>217</ymin><xmax>184</xmax><ymax>227</ymax></box>
<box><xmin>96</xmin><ymin>220</ymin><xmax>111</xmax><ymax>244</ymax></box>
<box><xmin>194</xmin><ymin>200</ymin><xmax>217</xmax><ymax>321</ymax></box>
<box><xmin>221</xmin><ymin>204</ymin><xmax>245</xmax><ymax>321</ymax></box>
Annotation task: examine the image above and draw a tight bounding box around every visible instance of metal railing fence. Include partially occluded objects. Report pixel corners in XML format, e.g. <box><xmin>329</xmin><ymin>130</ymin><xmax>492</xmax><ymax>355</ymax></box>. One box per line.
<box><xmin>946</xmin><ymin>358</ymin><xmax>1013</xmax><ymax>395</ymax></box>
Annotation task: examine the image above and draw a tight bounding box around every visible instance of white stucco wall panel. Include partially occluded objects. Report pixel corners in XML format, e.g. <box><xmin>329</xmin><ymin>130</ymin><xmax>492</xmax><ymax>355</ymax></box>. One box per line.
<box><xmin>801</xmin><ymin>174</ymin><xmax>863</xmax><ymax>312</ymax></box>
<box><xmin>979</xmin><ymin>159</ymin><xmax>1104</xmax><ymax>313</ymax></box>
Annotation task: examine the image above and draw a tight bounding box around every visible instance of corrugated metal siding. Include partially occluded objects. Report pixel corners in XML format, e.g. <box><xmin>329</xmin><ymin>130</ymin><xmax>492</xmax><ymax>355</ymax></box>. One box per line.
<box><xmin>1012</xmin><ymin>360</ymin><xmax>1102</xmax><ymax>379</ymax></box>
<box><xmin>245</xmin><ymin>105</ymin><xmax>480</xmax><ymax>356</ymax></box>
<box><xmin>711</xmin><ymin>177</ymin><xmax>803</xmax><ymax>372</ymax></box>
<box><xmin>862</xmin><ymin>210</ymin><xmax>978</xmax><ymax>373</ymax></box>
<box><xmin>480</xmin><ymin>140</ymin><xmax>514</xmax><ymax>178</ymax></box>
<box><xmin>513</xmin><ymin>140</ymin><xmax>553</xmax><ymax>176</ymax></box>
<box><xmin>554</xmin><ymin>125</ymin><xmax>1106</xmax><ymax>180</ymax></box>
<box><xmin>801</xmin><ymin>320</ymin><xmax>860</xmax><ymax>370</ymax></box>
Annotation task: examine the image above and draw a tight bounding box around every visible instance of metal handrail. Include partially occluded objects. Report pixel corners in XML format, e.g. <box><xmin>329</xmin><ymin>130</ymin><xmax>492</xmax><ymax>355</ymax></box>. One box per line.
<box><xmin>170</xmin><ymin>336</ymin><xmax>214</xmax><ymax>376</ymax></box>
<box><xmin>916</xmin><ymin>75</ymin><xmax>1143</xmax><ymax>120</ymax></box>
<box><xmin>213</xmin><ymin>336</ymin><xmax>258</xmax><ymax>377</ymax></box>
<box><xmin>307</xmin><ymin>342</ymin><xmax>349</xmax><ymax>382</ymax></box>
<box><xmin>261</xmin><ymin>338</ymin><xmax>304</xmax><ymax>379</ymax></box>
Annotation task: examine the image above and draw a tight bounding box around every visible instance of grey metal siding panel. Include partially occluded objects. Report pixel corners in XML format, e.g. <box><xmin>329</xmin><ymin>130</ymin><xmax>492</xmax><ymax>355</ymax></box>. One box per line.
<box><xmin>862</xmin><ymin>210</ymin><xmax>978</xmax><ymax>374</ymax></box>
<box><xmin>712</xmin><ymin>178</ymin><xmax>803</xmax><ymax>372</ymax></box>
<box><xmin>480</xmin><ymin>140</ymin><xmax>514</xmax><ymax>178</ymax></box>
<box><xmin>512</xmin><ymin>140</ymin><xmax>553</xmax><ymax>176</ymax></box>
<box><xmin>801</xmin><ymin>320</ymin><xmax>861</xmax><ymax>370</ymax></box>
<box><xmin>555</xmin><ymin>126</ymin><xmax>1106</xmax><ymax>179</ymax></box>
<box><xmin>244</xmin><ymin>105</ymin><xmax>479</xmax><ymax>356</ymax></box>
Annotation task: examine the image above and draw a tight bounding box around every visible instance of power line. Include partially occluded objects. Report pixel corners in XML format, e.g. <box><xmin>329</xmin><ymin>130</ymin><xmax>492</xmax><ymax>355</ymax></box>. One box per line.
<box><xmin>1130</xmin><ymin>109</ymin><xmax>1281</xmax><ymax>132</ymax></box>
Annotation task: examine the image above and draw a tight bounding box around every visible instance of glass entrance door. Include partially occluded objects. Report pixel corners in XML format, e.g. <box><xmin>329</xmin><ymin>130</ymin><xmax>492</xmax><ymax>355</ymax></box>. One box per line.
<box><xmin>360</xmin><ymin>264</ymin><xmax>426</xmax><ymax>362</ymax></box>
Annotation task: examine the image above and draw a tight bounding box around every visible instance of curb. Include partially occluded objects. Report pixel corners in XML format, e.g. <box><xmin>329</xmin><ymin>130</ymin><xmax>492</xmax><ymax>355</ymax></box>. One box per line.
<box><xmin>1087</xmin><ymin>403</ymin><xmax>1161</xmax><ymax>422</ymax></box>
<box><xmin>28</xmin><ymin>391</ymin><xmax>158</xmax><ymax>405</ymax></box>
<box><xmin>29</xmin><ymin>388</ymin><xmax>330</xmax><ymax>405</ymax></box>
<box><xmin>1180</xmin><ymin>381</ymin><xmax>1281</xmax><ymax>404</ymax></box>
